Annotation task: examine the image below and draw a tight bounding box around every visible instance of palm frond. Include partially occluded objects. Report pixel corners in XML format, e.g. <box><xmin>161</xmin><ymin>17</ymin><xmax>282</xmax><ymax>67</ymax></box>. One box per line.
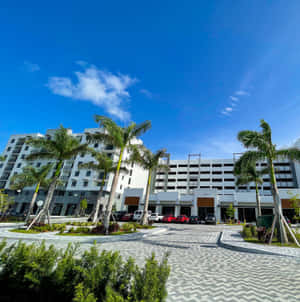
<box><xmin>78</xmin><ymin>162</ymin><xmax>100</xmax><ymax>171</ymax></box>
<box><xmin>131</xmin><ymin>120</ymin><xmax>152</xmax><ymax>138</ymax></box>
<box><xmin>26</xmin><ymin>151</ymin><xmax>56</xmax><ymax>161</ymax></box>
<box><xmin>275</xmin><ymin>148</ymin><xmax>300</xmax><ymax>162</ymax></box>
<box><xmin>237</xmin><ymin>130</ymin><xmax>267</xmax><ymax>149</ymax></box>
<box><xmin>260</xmin><ymin>119</ymin><xmax>272</xmax><ymax>143</ymax></box>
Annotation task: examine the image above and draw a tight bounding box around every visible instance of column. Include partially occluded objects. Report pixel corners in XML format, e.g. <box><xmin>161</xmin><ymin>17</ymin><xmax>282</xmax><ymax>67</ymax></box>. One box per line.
<box><xmin>175</xmin><ymin>205</ymin><xmax>180</xmax><ymax>217</ymax></box>
<box><xmin>156</xmin><ymin>205</ymin><xmax>162</xmax><ymax>215</ymax></box>
<box><xmin>215</xmin><ymin>207</ymin><xmax>221</xmax><ymax>222</ymax></box>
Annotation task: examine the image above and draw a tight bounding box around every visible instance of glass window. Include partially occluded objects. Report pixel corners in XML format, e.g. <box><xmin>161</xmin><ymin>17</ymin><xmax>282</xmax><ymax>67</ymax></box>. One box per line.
<box><xmin>83</xmin><ymin>181</ymin><xmax>88</xmax><ymax>187</ymax></box>
<box><xmin>75</xmin><ymin>171</ymin><xmax>80</xmax><ymax>176</ymax></box>
<box><xmin>71</xmin><ymin>180</ymin><xmax>77</xmax><ymax>187</ymax></box>
<box><xmin>86</xmin><ymin>171</ymin><xmax>91</xmax><ymax>176</ymax></box>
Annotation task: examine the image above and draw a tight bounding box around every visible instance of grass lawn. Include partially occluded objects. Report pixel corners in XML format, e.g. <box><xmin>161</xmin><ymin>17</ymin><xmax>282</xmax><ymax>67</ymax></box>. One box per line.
<box><xmin>58</xmin><ymin>231</ymin><xmax>136</xmax><ymax>236</ymax></box>
<box><xmin>10</xmin><ymin>229</ymin><xmax>42</xmax><ymax>234</ymax></box>
<box><xmin>243</xmin><ymin>236</ymin><xmax>300</xmax><ymax>248</ymax></box>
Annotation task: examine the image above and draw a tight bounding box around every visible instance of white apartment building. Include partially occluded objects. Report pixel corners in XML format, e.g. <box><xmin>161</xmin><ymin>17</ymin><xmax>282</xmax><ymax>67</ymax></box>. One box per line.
<box><xmin>121</xmin><ymin>153</ymin><xmax>300</xmax><ymax>222</ymax></box>
<box><xmin>0</xmin><ymin>128</ymin><xmax>148</xmax><ymax>215</ymax></box>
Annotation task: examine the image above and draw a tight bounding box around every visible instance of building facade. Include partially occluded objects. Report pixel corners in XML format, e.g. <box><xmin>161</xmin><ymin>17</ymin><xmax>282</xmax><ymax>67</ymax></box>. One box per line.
<box><xmin>121</xmin><ymin>154</ymin><xmax>300</xmax><ymax>222</ymax></box>
<box><xmin>0</xmin><ymin>128</ymin><xmax>148</xmax><ymax>215</ymax></box>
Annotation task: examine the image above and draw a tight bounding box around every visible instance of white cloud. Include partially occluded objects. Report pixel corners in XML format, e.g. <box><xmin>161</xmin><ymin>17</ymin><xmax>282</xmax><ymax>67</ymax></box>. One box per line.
<box><xmin>140</xmin><ymin>89</ymin><xmax>152</xmax><ymax>98</ymax></box>
<box><xmin>235</xmin><ymin>90</ymin><xmax>250</xmax><ymax>96</ymax></box>
<box><xmin>24</xmin><ymin>61</ymin><xmax>40</xmax><ymax>72</ymax></box>
<box><xmin>230</xmin><ymin>96</ymin><xmax>239</xmax><ymax>101</ymax></box>
<box><xmin>221</xmin><ymin>107</ymin><xmax>233</xmax><ymax>115</ymax></box>
<box><xmin>47</xmin><ymin>64</ymin><xmax>137</xmax><ymax>120</ymax></box>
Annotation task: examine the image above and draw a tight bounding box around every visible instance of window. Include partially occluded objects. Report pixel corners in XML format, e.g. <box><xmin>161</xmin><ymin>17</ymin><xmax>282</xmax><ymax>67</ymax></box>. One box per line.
<box><xmin>86</xmin><ymin>171</ymin><xmax>91</xmax><ymax>176</ymax></box>
<box><xmin>122</xmin><ymin>175</ymin><xmax>124</xmax><ymax>180</ymax></box>
<box><xmin>0</xmin><ymin>164</ymin><xmax>3</xmax><ymax>168</ymax></box>
<box><xmin>36</xmin><ymin>162</ymin><xmax>41</xmax><ymax>167</ymax></box>
<box><xmin>177</xmin><ymin>186</ymin><xmax>186</xmax><ymax>189</ymax></box>
<box><xmin>200</xmin><ymin>164</ymin><xmax>210</xmax><ymax>167</ymax></box>
<box><xmin>189</xmin><ymin>164</ymin><xmax>199</xmax><ymax>168</ymax></box>
<box><xmin>212</xmin><ymin>171</ymin><xmax>222</xmax><ymax>174</ymax></box>
<box><xmin>94</xmin><ymin>143</ymin><xmax>99</xmax><ymax>148</ymax></box>
<box><xmin>224</xmin><ymin>171</ymin><xmax>233</xmax><ymax>174</ymax></box>
<box><xmin>167</xmin><ymin>186</ymin><xmax>175</xmax><ymax>189</ymax></box>
<box><xmin>200</xmin><ymin>178</ymin><xmax>209</xmax><ymax>181</ymax></box>
<box><xmin>99</xmin><ymin>172</ymin><xmax>105</xmax><ymax>179</ymax></box>
<box><xmin>106</xmin><ymin>144</ymin><xmax>114</xmax><ymax>150</ymax></box>
<box><xmin>168</xmin><ymin>172</ymin><xmax>176</xmax><ymax>175</ymax></box>
<box><xmin>131</xmin><ymin>162</ymin><xmax>134</xmax><ymax>168</ymax></box>
<box><xmin>224</xmin><ymin>178</ymin><xmax>235</xmax><ymax>181</ymax></box>
<box><xmin>68</xmin><ymin>192</ymin><xmax>73</xmax><ymax>196</ymax></box>
<box><xmin>83</xmin><ymin>181</ymin><xmax>88</xmax><ymax>187</ymax></box>
<box><xmin>129</xmin><ymin>170</ymin><xmax>133</xmax><ymax>176</ymax></box>
<box><xmin>78</xmin><ymin>161</ymin><xmax>83</xmax><ymax>166</ymax></box>
<box><xmin>58</xmin><ymin>191</ymin><xmax>64</xmax><ymax>196</ymax></box>
<box><xmin>7</xmin><ymin>147</ymin><xmax>11</xmax><ymax>151</ymax></box>
<box><xmin>11</xmin><ymin>139</ymin><xmax>15</xmax><ymax>143</ymax></box>
<box><xmin>81</xmin><ymin>153</ymin><xmax>84</xmax><ymax>157</ymax></box>
<box><xmin>169</xmin><ymin>165</ymin><xmax>177</xmax><ymax>168</ymax></box>
<box><xmin>224</xmin><ymin>186</ymin><xmax>235</xmax><ymax>190</ymax></box>
<box><xmin>81</xmin><ymin>192</ymin><xmax>85</xmax><ymax>197</ymax></box>
<box><xmin>17</xmin><ymin>163</ymin><xmax>21</xmax><ymax>168</ymax></box>
<box><xmin>25</xmin><ymin>146</ymin><xmax>29</xmax><ymax>151</ymax></box>
<box><xmin>224</xmin><ymin>163</ymin><xmax>234</xmax><ymax>167</ymax></box>
<box><xmin>117</xmin><ymin>194</ymin><xmax>121</xmax><ymax>199</ymax></box>
<box><xmin>120</xmin><ymin>185</ymin><xmax>122</xmax><ymax>190</ymax></box>
<box><xmin>178</xmin><ymin>164</ymin><xmax>187</xmax><ymax>168</ymax></box>
<box><xmin>212</xmin><ymin>164</ymin><xmax>222</xmax><ymax>167</ymax></box>
<box><xmin>128</xmin><ymin>178</ymin><xmax>131</xmax><ymax>185</ymax></box>
<box><xmin>21</xmin><ymin>155</ymin><xmax>25</xmax><ymax>159</ymax></box>
<box><xmin>212</xmin><ymin>179</ymin><xmax>222</xmax><ymax>182</ymax></box>
<box><xmin>71</xmin><ymin>180</ymin><xmax>77</xmax><ymax>187</ymax></box>
<box><xmin>75</xmin><ymin>171</ymin><xmax>80</xmax><ymax>176</ymax></box>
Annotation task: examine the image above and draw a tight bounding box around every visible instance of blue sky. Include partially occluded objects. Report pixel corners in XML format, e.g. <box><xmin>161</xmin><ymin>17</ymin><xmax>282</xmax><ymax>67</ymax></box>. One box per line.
<box><xmin>1</xmin><ymin>1</ymin><xmax>300</xmax><ymax>159</ymax></box>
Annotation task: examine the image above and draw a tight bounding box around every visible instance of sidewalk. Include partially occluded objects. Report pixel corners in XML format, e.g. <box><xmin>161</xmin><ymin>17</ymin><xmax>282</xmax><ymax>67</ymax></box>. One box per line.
<box><xmin>220</xmin><ymin>230</ymin><xmax>300</xmax><ymax>258</ymax></box>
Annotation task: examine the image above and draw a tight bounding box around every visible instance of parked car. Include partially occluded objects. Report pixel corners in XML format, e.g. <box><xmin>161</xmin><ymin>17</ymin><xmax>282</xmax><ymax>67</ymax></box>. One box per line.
<box><xmin>205</xmin><ymin>213</ymin><xmax>216</xmax><ymax>225</ymax></box>
<box><xmin>175</xmin><ymin>215</ymin><xmax>190</xmax><ymax>223</ymax></box>
<box><xmin>162</xmin><ymin>215</ymin><xmax>176</xmax><ymax>223</ymax></box>
<box><xmin>149</xmin><ymin>213</ymin><xmax>164</xmax><ymax>222</ymax></box>
<box><xmin>120</xmin><ymin>213</ymin><xmax>134</xmax><ymax>221</ymax></box>
<box><xmin>133</xmin><ymin>210</ymin><xmax>152</xmax><ymax>221</ymax></box>
<box><xmin>113</xmin><ymin>211</ymin><xmax>127</xmax><ymax>221</ymax></box>
<box><xmin>189</xmin><ymin>216</ymin><xmax>200</xmax><ymax>224</ymax></box>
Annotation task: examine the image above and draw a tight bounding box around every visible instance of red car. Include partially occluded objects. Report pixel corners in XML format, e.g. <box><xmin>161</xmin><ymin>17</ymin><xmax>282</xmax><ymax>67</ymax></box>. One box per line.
<box><xmin>175</xmin><ymin>215</ymin><xmax>190</xmax><ymax>223</ymax></box>
<box><xmin>121</xmin><ymin>213</ymin><xmax>134</xmax><ymax>221</ymax></box>
<box><xmin>162</xmin><ymin>215</ymin><xmax>176</xmax><ymax>223</ymax></box>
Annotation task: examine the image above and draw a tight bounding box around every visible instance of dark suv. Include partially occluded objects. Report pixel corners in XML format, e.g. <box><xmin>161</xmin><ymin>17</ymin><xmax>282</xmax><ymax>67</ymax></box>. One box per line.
<box><xmin>205</xmin><ymin>214</ymin><xmax>216</xmax><ymax>225</ymax></box>
<box><xmin>189</xmin><ymin>216</ymin><xmax>200</xmax><ymax>224</ymax></box>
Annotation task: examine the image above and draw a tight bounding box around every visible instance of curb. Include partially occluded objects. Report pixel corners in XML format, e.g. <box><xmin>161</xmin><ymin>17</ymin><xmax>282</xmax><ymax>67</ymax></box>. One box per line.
<box><xmin>218</xmin><ymin>231</ymin><xmax>298</xmax><ymax>258</ymax></box>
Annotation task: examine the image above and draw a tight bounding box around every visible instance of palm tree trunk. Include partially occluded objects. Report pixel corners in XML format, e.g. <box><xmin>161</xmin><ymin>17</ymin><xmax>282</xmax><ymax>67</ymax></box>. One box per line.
<box><xmin>269</xmin><ymin>160</ymin><xmax>288</xmax><ymax>243</ymax></box>
<box><xmin>25</xmin><ymin>182</ymin><xmax>40</xmax><ymax>223</ymax></box>
<box><xmin>255</xmin><ymin>182</ymin><xmax>262</xmax><ymax>218</ymax></box>
<box><xmin>27</xmin><ymin>161</ymin><xmax>62</xmax><ymax>229</ymax></box>
<box><xmin>141</xmin><ymin>170</ymin><xmax>151</xmax><ymax>225</ymax></box>
<box><xmin>92</xmin><ymin>173</ymin><xmax>106</xmax><ymax>223</ymax></box>
<box><xmin>103</xmin><ymin>148</ymin><xmax>124</xmax><ymax>234</ymax></box>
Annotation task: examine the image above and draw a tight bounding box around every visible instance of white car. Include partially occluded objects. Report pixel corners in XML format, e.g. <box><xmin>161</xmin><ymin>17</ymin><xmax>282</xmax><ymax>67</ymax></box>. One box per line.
<box><xmin>133</xmin><ymin>210</ymin><xmax>152</xmax><ymax>221</ymax></box>
<box><xmin>149</xmin><ymin>213</ymin><xmax>164</xmax><ymax>222</ymax></box>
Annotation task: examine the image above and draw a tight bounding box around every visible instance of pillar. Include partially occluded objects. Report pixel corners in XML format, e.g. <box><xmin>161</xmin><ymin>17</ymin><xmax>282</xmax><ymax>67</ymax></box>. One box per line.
<box><xmin>175</xmin><ymin>205</ymin><xmax>180</xmax><ymax>217</ymax></box>
<box><xmin>156</xmin><ymin>205</ymin><xmax>162</xmax><ymax>215</ymax></box>
<box><xmin>215</xmin><ymin>207</ymin><xmax>221</xmax><ymax>222</ymax></box>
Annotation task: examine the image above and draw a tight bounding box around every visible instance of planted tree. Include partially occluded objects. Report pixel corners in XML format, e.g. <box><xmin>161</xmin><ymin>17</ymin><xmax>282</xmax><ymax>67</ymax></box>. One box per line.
<box><xmin>237</xmin><ymin>119</ymin><xmax>300</xmax><ymax>244</ymax></box>
<box><xmin>234</xmin><ymin>161</ymin><xmax>268</xmax><ymax>218</ymax></box>
<box><xmin>226</xmin><ymin>203</ymin><xmax>235</xmax><ymax>222</ymax></box>
<box><xmin>87</xmin><ymin>115</ymin><xmax>151</xmax><ymax>233</ymax></box>
<box><xmin>79</xmin><ymin>151</ymin><xmax>127</xmax><ymax>223</ymax></box>
<box><xmin>79</xmin><ymin>198</ymin><xmax>88</xmax><ymax>216</ymax></box>
<box><xmin>128</xmin><ymin>145</ymin><xmax>167</xmax><ymax>225</ymax></box>
<box><xmin>10</xmin><ymin>164</ymin><xmax>52</xmax><ymax>223</ymax></box>
<box><xmin>26</xmin><ymin>126</ymin><xmax>89</xmax><ymax>228</ymax></box>
<box><xmin>0</xmin><ymin>189</ymin><xmax>14</xmax><ymax>220</ymax></box>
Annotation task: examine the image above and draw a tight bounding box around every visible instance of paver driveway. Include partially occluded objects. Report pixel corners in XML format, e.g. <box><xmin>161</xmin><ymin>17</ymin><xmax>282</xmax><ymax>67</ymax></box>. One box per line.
<box><xmin>3</xmin><ymin>224</ymin><xmax>300</xmax><ymax>302</ymax></box>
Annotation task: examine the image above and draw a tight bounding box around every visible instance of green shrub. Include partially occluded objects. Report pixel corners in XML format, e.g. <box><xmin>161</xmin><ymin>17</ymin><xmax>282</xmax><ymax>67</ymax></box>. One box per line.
<box><xmin>121</xmin><ymin>223</ymin><xmax>135</xmax><ymax>232</ymax></box>
<box><xmin>250</xmin><ymin>225</ymin><xmax>257</xmax><ymax>237</ymax></box>
<box><xmin>0</xmin><ymin>241</ymin><xmax>170</xmax><ymax>302</ymax></box>
<box><xmin>242</xmin><ymin>225</ymin><xmax>252</xmax><ymax>238</ymax></box>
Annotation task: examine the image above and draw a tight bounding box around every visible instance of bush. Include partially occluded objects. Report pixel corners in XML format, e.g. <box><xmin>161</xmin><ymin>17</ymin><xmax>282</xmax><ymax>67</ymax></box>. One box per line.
<box><xmin>250</xmin><ymin>225</ymin><xmax>257</xmax><ymax>237</ymax></box>
<box><xmin>121</xmin><ymin>223</ymin><xmax>135</xmax><ymax>232</ymax></box>
<box><xmin>109</xmin><ymin>223</ymin><xmax>120</xmax><ymax>233</ymax></box>
<box><xmin>242</xmin><ymin>225</ymin><xmax>252</xmax><ymax>238</ymax></box>
<box><xmin>0</xmin><ymin>240</ymin><xmax>170</xmax><ymax>302</ymax></box>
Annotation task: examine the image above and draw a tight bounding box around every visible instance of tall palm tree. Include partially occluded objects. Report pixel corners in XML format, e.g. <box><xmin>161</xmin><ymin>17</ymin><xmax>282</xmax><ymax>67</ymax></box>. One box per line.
<box><xmin>237</xmin><ymin>119</ymin><xmax>300</xmax><ymax>244</ymax></box>
<box><xmin>234</xmin><ymin>161</ymin><xmax>268</xmax><ymax>219</ymax></box>
<box><xmin>128</xmin><ymin>146</ymin><xmax>167</xmax><ymax>225</ymax></box>
<box><xmin>10</xmin><ymin>164</ymin><xmax>52</xmax><ymax>223</ymax></box>
<box><xmin>78</xmin><ymin>151</ymin><xmax>127</xmax><ymax>223</ymax></box>
<box><xmin>87</xmin><ymin>115</ymin><xmax>151</xmax><ymax>233</ymax></box>
<box><xmin>26</xmin><ymin>126</ymin><xmax>89</xmax><ymax>228</ymax></box>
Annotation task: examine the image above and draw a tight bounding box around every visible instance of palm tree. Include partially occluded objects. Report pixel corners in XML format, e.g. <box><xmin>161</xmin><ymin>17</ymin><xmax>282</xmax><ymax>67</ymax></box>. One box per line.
<box><xmin>10</xmin><ymin>164</ymin><xmax>52</xmax><ymax>223</ymax></box>
<box><xmin>234</xmin><ymin>161</ymin><xmax>268</xmax><ymax>219</ymax></box>
<box><xmin>237</xmin><ymin>119</ymin><xmax>300</xmax><ymax>244</ymax></box>
<box><xmin>87</xmin><ymin>115</ymin><xmax>151</xmax><ymax>233</ymax></box>
<box><xmin>128</xmin><ymin>146</ymin><xmax>167</xmax><ymax>225</ymax></box>
<box><xmin>78</xmin><ymin>151</ymin><xmax>127</xmax><ymax>223</ymax></box>
<box><xmin>26</xmin><ymin>126</ymin><xmax>89</xmax><ymax>228</ymax></box>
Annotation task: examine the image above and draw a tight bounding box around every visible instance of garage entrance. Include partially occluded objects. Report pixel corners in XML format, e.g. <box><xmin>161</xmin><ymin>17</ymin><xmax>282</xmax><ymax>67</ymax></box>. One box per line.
<box><xmin>198</xmin><ymin>207</ymin><xmax>214</xmax><ymax>220</ymax></box>
<box><xmin>162</xmin><ymin>206</ymin><xmax>175</xmax><ymax>215</ymax></box>
<box><xmin>180</xmin><ymin>206</ymin><xmax>191</xmax><ymax>216</ymax></box>
<box><xmin>127</xmin><ymin>205</ymin><xmax>138</xmax><ymax>213</ymax></box>
<box><xmin>238</xmin><ymin>208</ymin><xmax>256</xmax><ymax>222</ymax></box>
<box><xmin>261</xmin><ymin>208</ymin><xmax>273</xmax><ymax>215</ymax></box>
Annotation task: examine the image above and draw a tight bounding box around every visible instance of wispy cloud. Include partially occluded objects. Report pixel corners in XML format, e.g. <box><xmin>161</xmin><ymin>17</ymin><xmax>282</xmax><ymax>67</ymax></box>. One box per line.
<box><xmin>235</xmin><ymin>90</ymin><xmax>250</xmax><ymax>96</ymax></box>
<box><xmin>23</xmin><ymin>61</ymin><xmax>40</xmax><ymax>72</ymax></box>
<box><xmin>140</xmin><ymin>88</ymin><xmax>152</xmax><ymax>98</ymax></box>
<box><xmin>221</xmin><ymin>89</ymin><xmax>250</xmax><ymax>117</ymax></box>
<box><xmin>47</xmin><ymin>63</ymin><xmax>137</xmax><ymax>121</ymax></box>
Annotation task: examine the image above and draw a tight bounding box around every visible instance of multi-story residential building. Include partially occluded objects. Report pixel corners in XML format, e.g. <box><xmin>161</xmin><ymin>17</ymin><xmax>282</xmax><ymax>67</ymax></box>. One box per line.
<box><xmin>0</xmin><ymin>128</ymin><xmax>148</xmax><ymax>215</ymax></box>
<box><xmin>121</xmin><ymin>153</ymin><xmax>300</xmax><ymax>222</ymax></box>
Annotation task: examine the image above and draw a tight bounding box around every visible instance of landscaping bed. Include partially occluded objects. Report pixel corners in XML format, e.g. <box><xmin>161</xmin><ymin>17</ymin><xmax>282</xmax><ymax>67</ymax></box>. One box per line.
<box><xmin>241</xmin><ymin>224</ymin><xmax>300</xmax><ymax>248</ymax></box>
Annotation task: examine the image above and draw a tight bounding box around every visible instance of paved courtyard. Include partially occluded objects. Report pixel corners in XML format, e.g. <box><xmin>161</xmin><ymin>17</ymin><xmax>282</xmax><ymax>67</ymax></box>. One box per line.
<box><xmin>2</xmin><ymin>224</ymin><xmax>300</xmax><ymax>302</ymax></box>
